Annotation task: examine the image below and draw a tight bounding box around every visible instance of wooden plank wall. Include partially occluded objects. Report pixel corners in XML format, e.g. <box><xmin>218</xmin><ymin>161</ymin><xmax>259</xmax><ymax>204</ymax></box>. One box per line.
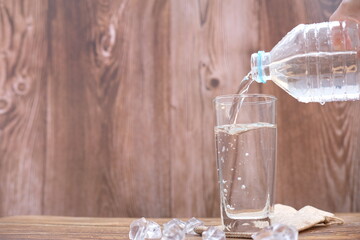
<box><xmin>0</xmin><ymin>0</ymin><xmax>358</xmax><ymax>218</ymax></box>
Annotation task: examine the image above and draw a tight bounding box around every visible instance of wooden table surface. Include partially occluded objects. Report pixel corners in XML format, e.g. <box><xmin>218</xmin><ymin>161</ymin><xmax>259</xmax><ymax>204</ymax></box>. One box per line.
<box><xmin>0</xmin><ymin>214</ymin><xmax>359</xmax><ymax>240</ymax></box>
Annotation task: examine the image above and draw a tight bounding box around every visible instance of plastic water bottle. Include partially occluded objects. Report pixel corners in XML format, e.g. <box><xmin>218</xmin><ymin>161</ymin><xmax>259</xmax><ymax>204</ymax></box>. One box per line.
<box><xmin>251</xmin><ymin>21</ymin><xmax>360</xmax><ymax>103</ymax></box>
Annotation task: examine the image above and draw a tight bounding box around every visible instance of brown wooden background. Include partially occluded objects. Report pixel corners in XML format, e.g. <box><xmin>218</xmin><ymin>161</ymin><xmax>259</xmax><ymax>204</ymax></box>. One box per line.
<box><xmin>0</xmin><ymin>0</ymin><xmax>359</xmax><ymax>218</ymax></box>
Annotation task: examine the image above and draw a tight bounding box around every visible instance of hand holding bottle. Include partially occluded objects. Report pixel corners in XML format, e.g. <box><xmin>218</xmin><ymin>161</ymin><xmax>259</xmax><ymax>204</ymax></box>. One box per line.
<box><xmin>330</xmin><ymin>0</ymin><xmax>360</xmax><ymax>23</ymax></box>
<box><xmin>330</xmin><ymin>1</ymin><xmax>360</xmax><ymax>52</ymax></box>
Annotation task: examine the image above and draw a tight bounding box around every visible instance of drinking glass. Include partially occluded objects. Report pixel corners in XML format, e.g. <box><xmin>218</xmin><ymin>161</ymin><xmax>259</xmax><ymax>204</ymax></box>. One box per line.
<box><xmin>214</xmin><ymin>94</ymin><xmax>277</xmax><ymax>234</ymax></box>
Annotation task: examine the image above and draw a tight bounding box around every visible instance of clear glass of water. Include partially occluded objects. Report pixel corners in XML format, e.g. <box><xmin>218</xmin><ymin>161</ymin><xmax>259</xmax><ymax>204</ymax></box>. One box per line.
<box><xmin>213</xmin><ymin>94</ymin><xmax>277</xmax><ymax>234</ymax></box>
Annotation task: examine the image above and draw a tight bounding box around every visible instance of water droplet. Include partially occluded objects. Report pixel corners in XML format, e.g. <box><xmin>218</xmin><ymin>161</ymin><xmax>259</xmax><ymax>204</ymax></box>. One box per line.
<box><xmin>222</xmin><ymin>180</ymin><xmax>227</xmax><ymax>184</ymax></box>
<box><xmin>224</xmin><ymin>189</ymin><xmax>228</xmax><ymax>193</ymax></box>
<box><xmin>237</xmin><ymin>177</ymin><xmax>242</xmax><ymax>181</ymax></box>
<box><xmin>231</xmin><ymin>168</ymin><xmax>234</xmax><ymax>171</ymax></box>
<box><xmin>221</xmin><ymin>146</ymin><xmax>225</xmax><ymax>152</ymax></box>
<box><xmin>320</xmin><ymin>102</ymin><xmax>325</xmax><ymax>105</ymax></box>
<box><xmin>241</xmin><ymin>185</ymin><xmax>246</xmax><ymax>190</ymax></box>
<box><xmin>245</xmin><ymin>152</ymin><xmax>249</xmax><ymax>156</ymax></box>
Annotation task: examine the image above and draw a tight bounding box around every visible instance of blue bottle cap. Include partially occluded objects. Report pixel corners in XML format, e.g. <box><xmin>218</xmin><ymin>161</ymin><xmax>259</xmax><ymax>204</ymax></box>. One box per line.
<box><xmin>257</xmin><ymin>51</ymin><xmax>266</xmax><ymax>83</ymax></box>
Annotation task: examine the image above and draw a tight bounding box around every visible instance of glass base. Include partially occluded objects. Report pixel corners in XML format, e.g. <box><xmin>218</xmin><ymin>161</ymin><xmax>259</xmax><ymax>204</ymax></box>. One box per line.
<box><xmin>222</xmin><ymin>217</ymin><xmax>271</xmax><ymax>234</ymax></box>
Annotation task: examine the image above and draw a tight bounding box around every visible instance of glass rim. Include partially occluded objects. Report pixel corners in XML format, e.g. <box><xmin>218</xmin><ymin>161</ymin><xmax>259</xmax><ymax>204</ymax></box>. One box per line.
<box><xmin>213</xmin><ymin>94</ymin><xmax>277</xmax><ymax>104</ymax></box>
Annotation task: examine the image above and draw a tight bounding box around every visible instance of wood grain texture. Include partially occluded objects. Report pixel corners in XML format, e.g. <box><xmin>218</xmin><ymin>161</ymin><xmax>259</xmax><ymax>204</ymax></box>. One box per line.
<box><xmin>44</xmin><ymin>0</ymin><xmax>171</xmax><ymax>217</ymax></box>
<box><xmin>0</xmin><ymin>214</ymin><xmax>359</xmax><ymax>240</ymax></box>
<box><xmin>0</xmin><ymin>0</ymin><xmax>359</xmax><ymax>218</ymax></box>
<box><xmin>0</xmin><ymin>0</ymin><xmax>47</xmax><ymax>216</ymax></box>
<box><xmin>44</xmin><ymin>0</ymin><xmax>127</xmax><ymax>217</ymax></box>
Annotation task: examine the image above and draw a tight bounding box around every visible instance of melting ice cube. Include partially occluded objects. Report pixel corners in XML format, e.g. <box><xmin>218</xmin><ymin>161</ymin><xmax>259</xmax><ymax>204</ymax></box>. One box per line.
<box><xmin>252</xmin><ymin>224</ymin><xmax>298</xmax><ymax>240</ymax></box>
<box><xmin>202</xmin><ymin>226</ymin><xmax>226</xmax><ymax>240</ymax></box>
<box><xmin>146</xmin><ymin>220</ymin><xmax>162</xmax><ymax>239</ymax></box>
<box><xmin>185</xmin><ymin>217</ymin><xmax>204</xmax><ymax>234</ymax></box>
<box><xmin>162</xmin><ymin>219</ymin><xmax>186</xmax><ymax>240</ymax></box>
<box><xmin>129</xmin><ymin>218</ymin><xmax>147</xmax><ymax>240</ymax></box>
<box><xmin>129</xmin><ymin>217</ymin><xmax>162</xmax><ymax>239</ymax></box>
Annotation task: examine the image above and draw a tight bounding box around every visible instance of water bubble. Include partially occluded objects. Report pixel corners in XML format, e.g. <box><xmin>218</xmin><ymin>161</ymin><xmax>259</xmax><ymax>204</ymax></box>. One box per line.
<box><xmin>222</xmin><ymin>180</ymin><xmax>227</xmax><ymax>184</ymax></box>
<box><xmin>241</xmin><ymin>185</ymin><xmax>246</xmax><ymax>190</ymax></box>
<box><xmin>224</xmin><ymin>189</ymin><xmax>228</xmax><ymax>193</ymax></box>
<box><xmin>221</xmin><ymin>146</ymin><xmax>225</xmax><ymax>152</ymax></box>
<box><xmin>230</xmin><ymin>168</ymin><xmax>234</xmax><ymax>171</ymax></box>
<box><xmin>226</xmin><ymin>205</ymin><xmax>235</xmax><ymax>210</ymax></box>
<box><xmin>237</xmin><ymin>177</ymin><xmax>242</xmax><ymax>181</ymax></box>
<box><xmin>245</xmin><ymin>152</ymin><xmax>249</xmax><ymax>156</ymax></box>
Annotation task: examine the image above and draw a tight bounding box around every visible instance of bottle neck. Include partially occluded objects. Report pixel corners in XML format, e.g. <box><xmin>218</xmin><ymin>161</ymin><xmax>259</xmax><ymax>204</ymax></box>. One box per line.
<box><xmin>251</xmin><ymin>51</ymin><xmax>271</xmax><ymax>83</ymax></box>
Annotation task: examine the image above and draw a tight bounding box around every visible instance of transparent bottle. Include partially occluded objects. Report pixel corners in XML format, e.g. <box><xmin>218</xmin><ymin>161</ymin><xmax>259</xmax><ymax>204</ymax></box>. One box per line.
<box><xmin>251</xmin><ymin>21</ymin><xmax>360</xmax><ymax>103</ymax></box>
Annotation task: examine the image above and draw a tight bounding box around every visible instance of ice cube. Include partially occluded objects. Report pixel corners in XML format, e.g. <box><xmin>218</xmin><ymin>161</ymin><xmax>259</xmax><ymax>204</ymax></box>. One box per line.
<box><xmin>161</xmin><ymin>219</ymin><xmax>185</xmax><ymax>240</ymax></box>
<box><xmin>129</xmin><ymin>218</ymin><xmax>162</xmax><ymax>240</ymax></box>
<box><xmin>166</xmin><ymin>218</ymin><xmax>186</xmax><ymax>230</ymax></box>
<box><xmin>185</xmin><ymin>217</ymin><xmax>204</xmax><ymax>234</ymax></box>
<box><xmin>202</xmin><ymin>226</ymin><xmax>226</xmax><ymax>240</ymax></box>
<box><xmin>129</xmin><ymin>217</ymin><xmax>147</xmax><ymax>240</ymax></box>
<box><xmin>251</xmin><ymin>224</ymin><xmax>298</xmax><ymax>240</ymax></box>
<box><xmin>145</xmin><ymin>220</ymin><xmax>162</xmax><ymax>239</ymax></box>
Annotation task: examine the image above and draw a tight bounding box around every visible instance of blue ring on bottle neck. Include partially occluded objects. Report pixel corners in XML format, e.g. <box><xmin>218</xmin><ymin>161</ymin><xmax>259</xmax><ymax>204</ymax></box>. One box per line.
<box><xmin>257</xmin><ymin>51</ymin><xmax>266</xmax><ymax>83</ymax></box>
